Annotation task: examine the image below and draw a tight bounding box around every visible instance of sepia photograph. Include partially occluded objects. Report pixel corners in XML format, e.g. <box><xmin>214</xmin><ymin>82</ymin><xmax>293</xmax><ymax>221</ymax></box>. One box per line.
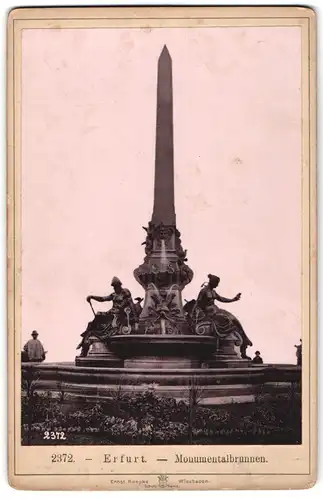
<box><xmin>8</xmin><ymin>5</ymin><xmax>316</xmax><ymax>490</ymax></box>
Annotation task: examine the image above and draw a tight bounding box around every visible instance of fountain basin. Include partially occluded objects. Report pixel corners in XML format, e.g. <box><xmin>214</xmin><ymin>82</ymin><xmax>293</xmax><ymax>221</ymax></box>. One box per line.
<box><xmin>108</xmin><ymin>334</ymin><xmax>217</xmax><ymax>368</ymax></box>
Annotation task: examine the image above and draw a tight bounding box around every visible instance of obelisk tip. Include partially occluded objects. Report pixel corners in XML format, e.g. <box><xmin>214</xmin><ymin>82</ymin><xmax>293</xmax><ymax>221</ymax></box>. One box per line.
<box><xmin>160</xmin><ymin>44</ymin><xmax>171</xmax><ymax>59</ymax></box>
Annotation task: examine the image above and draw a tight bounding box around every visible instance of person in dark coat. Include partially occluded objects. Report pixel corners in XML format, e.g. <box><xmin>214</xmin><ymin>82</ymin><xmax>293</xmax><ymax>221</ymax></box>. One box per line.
<box><xmin>252</xmin><ymin>351</ymin><xmax>263</xmax><ymax>364</ymax></box>
<box><xmin>23</xmin><ymin>331</ymin><xmax>46</xmax><ymax>362</ymax></box>
<box><xmin>294</xmin><ymin>339</ymin><xmax>302</xmax><ymax>366</ymax></box>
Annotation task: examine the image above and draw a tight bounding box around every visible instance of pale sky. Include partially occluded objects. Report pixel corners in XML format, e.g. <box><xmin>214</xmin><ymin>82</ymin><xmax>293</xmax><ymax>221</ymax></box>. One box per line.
<box><xmin>21</xmin><ymin>27</ymin><xmax>302</xmax><ymax>364</ymax></box>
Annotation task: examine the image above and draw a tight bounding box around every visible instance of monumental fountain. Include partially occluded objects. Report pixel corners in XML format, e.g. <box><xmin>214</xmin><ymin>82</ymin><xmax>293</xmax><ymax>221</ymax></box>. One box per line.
<box><xmin>22</xmin><ymin>46</ymin><xmax>300</xmax><ymax>404</ymax></box>
<box><xmin>75</xmin><ymin>45</ymin><xmax>252</xmax><ymax>371</ymax></box>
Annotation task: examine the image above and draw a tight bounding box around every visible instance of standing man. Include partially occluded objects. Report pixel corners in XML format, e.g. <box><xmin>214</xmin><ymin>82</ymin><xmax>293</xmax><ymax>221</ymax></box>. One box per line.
<box><xmin>294</xmin><ymin>339</ymin><xmax>302</xmax><ymax>367</ymax></box>
<box><xmin>23</xmin><ymin>331</ymin><xmax>46</xmax><ymax>363</ymax></box>
<box><xmin>252</xmin><ymin>351</ymin><xmax>263</xmax><ymax>364</ymax></box>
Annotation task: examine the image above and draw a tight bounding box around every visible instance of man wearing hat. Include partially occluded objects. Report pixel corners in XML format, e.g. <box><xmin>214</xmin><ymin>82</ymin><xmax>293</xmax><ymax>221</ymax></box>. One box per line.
<box><xmin>294</xmin><ymin>339</ymin><xmax>302</xmax><ymax>367</ymax></box>
<box><xmin>23</xmin><ymin>331</ymin><xmax>46</xmax><ymax>363</ymax></box>
<box><xmin>252</xmin><ymin>351</ymin><xmax>263</xmax><ymax>364</ymax></box>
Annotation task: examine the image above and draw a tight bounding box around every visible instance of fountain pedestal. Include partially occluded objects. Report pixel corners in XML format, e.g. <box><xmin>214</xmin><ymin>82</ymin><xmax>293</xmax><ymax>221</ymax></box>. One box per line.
<box><xmin>133</xmin><ymin>221</ymin><xmax>193</xmax><ymax>338</ymax></box>
<box><xmin>76</xmin><ymin>337</ymin><xmax>123</xmax><ymax>367</ymax></box>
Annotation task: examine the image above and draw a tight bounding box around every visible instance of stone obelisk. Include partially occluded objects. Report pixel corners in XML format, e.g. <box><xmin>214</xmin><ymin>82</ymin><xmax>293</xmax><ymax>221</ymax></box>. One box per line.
<box><xmin>152</xmin><ymin>45</ymin><xmax>175</xmax><ymax>226</ymax></box>
<box><xmin>133</xmin><ymin>46</ymin><xmax>193</xmax><ymax>334</ymax></box>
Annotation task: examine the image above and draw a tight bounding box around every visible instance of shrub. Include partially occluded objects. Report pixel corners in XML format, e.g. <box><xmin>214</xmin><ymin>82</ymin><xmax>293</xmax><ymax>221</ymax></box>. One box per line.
<box><xmin>21</xmin><ymin>387</ymin><xmax>301</xmax><ymax>445</ymax></box>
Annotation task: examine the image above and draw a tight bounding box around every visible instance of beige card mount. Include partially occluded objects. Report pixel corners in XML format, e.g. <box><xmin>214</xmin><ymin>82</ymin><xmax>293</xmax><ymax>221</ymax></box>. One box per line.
<box><xmin>7</xmin><ymin>6</ymin><xmax>317</xmax><ymax>491</ymax></box>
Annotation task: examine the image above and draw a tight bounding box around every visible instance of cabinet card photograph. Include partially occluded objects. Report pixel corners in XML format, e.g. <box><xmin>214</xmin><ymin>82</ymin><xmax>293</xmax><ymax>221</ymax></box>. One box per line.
<box><xmin>7</xmin><ymin>6</ymin><xmax>316</xmax><ymax>491</ymax></box>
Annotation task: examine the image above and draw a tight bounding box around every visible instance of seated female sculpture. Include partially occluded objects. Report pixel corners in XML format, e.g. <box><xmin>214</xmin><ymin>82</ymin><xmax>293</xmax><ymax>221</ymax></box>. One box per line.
<box><xmin>192</xmin><ymin>274</ymin><xmax>252</xmax><ymax>358</ymax></box>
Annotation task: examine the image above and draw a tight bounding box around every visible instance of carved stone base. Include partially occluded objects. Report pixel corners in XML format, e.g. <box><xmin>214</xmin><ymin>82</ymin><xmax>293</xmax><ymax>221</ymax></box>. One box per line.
<box><xmin>206</xmin><ymin>341</ymin><xmax>252</xmax><ymax>368</ymax></box>
<box><xmin>137</xmin><ymin>317</ymin><xmax>191</xmax><ymax>336</ymax></box>
<box><xmin>198</xmin><ymin>331</ymin><xmax>252</xmax><ymax>368</ymax></box>
<box><xmin>206</xmin><ymin>357</ymin><xmax>252</xmax><ymax>368</ymax></box>
<box><xmin>76</xmin><ymin>339</ymin><xmax>123</xmax><ymax>367</ymax></box>
<box><xmin>22</xmin><ymin>362</ymin><xmax>301</xmax><ymax>409</ymax></box>
<box><xmin>124</xmin><ymin>356</ymin><xmax>201</xmax><ymax>369</ymax></box>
